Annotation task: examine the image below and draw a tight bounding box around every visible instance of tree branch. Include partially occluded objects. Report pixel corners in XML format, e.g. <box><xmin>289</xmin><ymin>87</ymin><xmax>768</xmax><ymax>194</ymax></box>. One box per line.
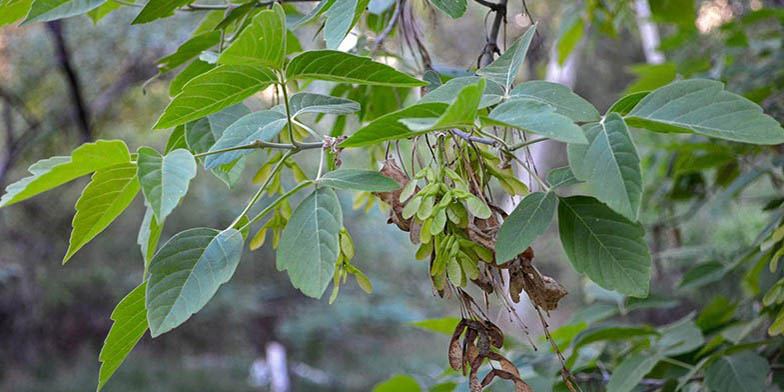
<box><xmin>46</xmin><ymin>20</ymin><xmax>91</xmax><ymax>143</ymax></box>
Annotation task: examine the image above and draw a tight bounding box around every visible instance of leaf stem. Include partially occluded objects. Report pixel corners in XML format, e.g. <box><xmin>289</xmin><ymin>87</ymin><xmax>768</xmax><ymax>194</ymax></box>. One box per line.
<box><xmin>279</xmin><ymin>74</ymin><xmax>301</xmax><ymax>148</ymax></box>
<box><xmin>193</xmin><ymin>140</ymin><xmax>322</xmax><ymax>159</ymax></box>
<box><xmin>510</xmin><ymin>137</ymin><xmax>549</xmax><ymax>151</ymax></box>
<box><xmin>239</xmin><ymin>181</ymin><xmax>313</xmax><ymax>232</ymax></box>
<box><xmin>229</xmin><ymin>150</ymin><xmax>293</xmax><ymax>228</ymax></box>
<box><xmin>505</xmin><ymin>151</ymin><xmax>550</xmax><ymax>192</ymax></box>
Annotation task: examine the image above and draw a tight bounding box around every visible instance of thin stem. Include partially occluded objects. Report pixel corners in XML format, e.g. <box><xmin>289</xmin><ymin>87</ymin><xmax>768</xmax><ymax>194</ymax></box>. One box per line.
<box><xmin>506</xmin><ymin>151</ymin><xmax>549</xmax><ymax>191</ymax></box>
<box><xmin>660</xmin><ymin>356</ymin><xmax>695</xmax><ymax>370</ymax></box>
<box><xmin>111</xmin><ymin>0</ymin><xmax>143</xmax><ymax>7</ymax></box>
<box><xmin>240</xmin><ymin>181</ymin><xmax>313</xmax><ymax>232</ymax></box>
<box><xmin>193</xmin><ymin>140</ymin><xmax>321</xmax><ymax>159</ymax></box>
<box><xmin>451</xmin><ymin>129</ymin><xmax>497</xmax><ymax>146</ymax></box>
<box><xmin>279</xmin><ymin>73</ymin><xmax>301</xmax><ymax>148</ymax></box>
<box><xmin>316</xmin><ymin>146</ymin><xmax>325</xmax><ymax>180</ymax></box>
<box><xmin>230</xmin><ymin>150</ymin><xmax>293</xmax><ymax>228</ymax></box>
<box><xmin>510</xmin><ymin>137</ymin><xmax>548</xmax><ymax>151</ymax></box>
<box><xmin>293</xmin><ymin>119</ymin><xmax>324</xmax><ymax>140</ymax></box>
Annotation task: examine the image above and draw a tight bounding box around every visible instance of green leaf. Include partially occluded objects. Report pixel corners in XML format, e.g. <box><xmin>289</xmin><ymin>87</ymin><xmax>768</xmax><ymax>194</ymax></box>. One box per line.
<box><xmin>399</xmin><ymin>79</ymin><xmax>484</xmax><ymax>131</ymax></box>
<box><xmin>153</xmin><ymin>65</ymin><xmax>278</xmax><ymax>129</ymax></box>
<box><xmin>556</xmin><ymin>13</ymin><xmax>584</xmax><ymax>65</ymax></box>
<box><xmin>131</xmin><ymin>0</ymin><xmax>189</xmax><ymax>24</ymax></box>
<box><xmin>372</xmin><ymin>374</ymin><xmax>422</xmax><ymax>392</ymax></box>
<box><xmin>408</xmin><ymin>317</ymin><xmax>461</xmax><ymax>335</ymax></box>
<box><xmin>137</xmin><ymin>148</ymin><xmax>197</xmax><ymax>222</ymax></box>
<box><xmin>705</xmin><ymin>351</ymin><xmax>769</xmax><ymax>392</ymax></box>
<box><xmin>324</xmin><ymin>0</ymin><xmax>367</xmax><ymax>49</ymax></box>
<box><xmin>218</xmin><ymin>3</ymin><xmax>286</xmax><ymax>69</ymax></box>
<box><xmin>477</xmin><ymin>23</ymin><xmax>536</xmax><ymax>90</ymax></box>
<box><xmin>0</xmin><ymin>140</ymin><xmax>131</xmax><ymax>208</ymax></box>
<box><xmin>495</xmin><ymin>191</ymin><xmax>556</xmax><ymax>263</ymax></box>
<box><xmin>679</xmin><ymin>261</ymin><xmax>726</xmax><ymax>290</ymax></box>
<box><xmin>606</xmin><ymin>352</ymin><xmax>661</xmax><ymax>392</ymax></box>
<box><xmin>289</xmin><ymin>92</ymin><xmax>360</xmax><ymax>118</ymax></box>
<box><xmin>293</xmin><ymin>0</ymin><xmax>335</xmax><ymax>28</ymax></box>
<box><xmin>138</xmin><ymin>207</ymin><xmax>163</xmax><ymax>269</ymax></box>
<box><xmin>203</xmin><ymin>110</ymin><xmax>288</xmax><ymax>169</ymax></box>
<box><xmin>655</xmin><ymin>318</ymin><xmax>704</xmax><ymax>356</ymax></box>
<box><xmin>509</xmin><ymin>80</ymin><xmax>600</xmax><ymax>122</ymax></box>
<box><xmin>419</xmin><ymin>76</ymin><xmax>503</xmax><ymax>109</ymax></box>
<box><xmin>169</xmin><ymin>60</ymin><xmax>215</xmax><ymax>97</ymax></box>
<box><xmin>0</xmin><ymin>0</ymin><xmax>33</xmax><ymax>27</ymax></box>
<box><xmin>157</xmin><ymin>32</ymin><xmax>220</xmax><ymax>74</ymax></box>
<box><xmin>206</xmin><ymin>103</ymin><xmax>251</xmax><ymax>139</ymax></box>
<box><xmin>22</xmin><ymin>0</ymin><xmax>106</xmax><ymax>24</ymax></box>
<box><xmin>485</xmin><ymin>98</ymin><xmax>587</xmax><ymax>144</ymax></box>
<box><xmin>428</xmin><ymin>0</ymin><xmax>465</xmax><ymax>19</ymax></box>
<box><xmin>64</xmin><ymin>163</ymin><xmax>140</xmax><ymax>263</ymax></box>
<box><xmin>567</xmin><ymin>114</ymin><xmax>642</xmax><ymax>220</ymax></box>
<box><xmin>97</xmin><ymin>282</ymin><xmax>148</xmax><ymax>391</ymax></box>
<box><xmin>211</xmin><ymin>157</ymin><xmax>246</xmax><ymax>188</ymax></box>
<box><xmin>277</xmin><ymin>187</ymin><xmax>343</xmax><ymax>298</ymax></box>
<box><xmin>546</xmin><ymin>166</ymin><xmax>581</xmax><ymax>188</ymax></box>
<box><xmin>146</xmin><ymin>228</ymin><xmax>244</xmax><ymax>336</ymax></box>
<box><xmin>318</xmin><ymin>169</ymin><xmax>401</xmax><ymax>191</ymax></box>
<box><xmin>571</xmin><ymin>325</ymin><xmax>658</xmax><ymax>352</ymax></box>
<box><xmin>626</xmin><ymin>79</ymin><xmax>784</xmax><ymax>144</ymax></box>
<box><xmin>87</xmin><ymin>0</ymin><xmax>124</xmax><ymax>23</ymax></box>
<box><xmin>341</xmin><ymin>102</ymin><xmax>447</xmax><ymax>147</ymax></box>
<box><xmin>607</xmin><ymin>91</ymin><xmax>649</xmax><ymax>116</ymax></box>
<box><xmin>557</xmin><ymin>196</ymin><xmax>651</xmax><ymax>297</ymax></box>
<box><xmin>286</xmin><ymin>50</ymin><xmax>427</xmax><ymax>87</ymax></box>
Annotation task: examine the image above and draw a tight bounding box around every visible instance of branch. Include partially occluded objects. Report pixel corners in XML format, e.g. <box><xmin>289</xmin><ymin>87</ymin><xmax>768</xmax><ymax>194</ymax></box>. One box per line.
<box><xmin>193</xmin><ymin>140</ymin><xmax>322</xmax><ymax>159</ymax></box>
<box><xmin>477</xmin><ymin>0</ymin><xmax>507</xmax><ymax>67</ymax></box>
<box><xmin>450</xmin><ymin>129</ymin><xmax>497</xmax><ymax>146</ymax></box>
<box><xmin>46</xmin><ymin>20</ymin><xmax>92</xmax><ymax>143</ymax></box>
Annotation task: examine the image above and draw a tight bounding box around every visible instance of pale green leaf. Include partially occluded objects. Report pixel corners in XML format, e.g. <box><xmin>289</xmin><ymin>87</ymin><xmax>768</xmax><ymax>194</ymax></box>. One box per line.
<box><xmin>556</xmin><ymin>14</ymin><xmax>584</xmax><ymax>65</ymax></box>
<box><xmin>318</xmin><ymin>169</ymin><xmax>401</xmax><ymax>191</ymax></box>
<box><xmin>325</xmin><ymin>0</ymin><xmax>358</xmax><ymax>49</ymax></box>
<box><xmin>0</xmin><ymin>140</ymin><xmax>131</xmax><ymax>207</ymax></box>
<box><xmin>495</xmin><ymin>191</ymin><xmax>556</xmax><ymax>263</ymax></box>
<box><xmin>218</xmin><ymin>3</ymin><xmax>286</xmax><ymax>69</ymax></box>
<box><xmin>606</xmin><ymin>352</ymin><xmax>661</xmax><ymax>392</ymax></box>
<box><xmin>293</xmin><ymin>0</ymin><xmax>335</xmax><ymax>28</ymax></box>
<box><xmin>137</xmin><ymin>148</ymin><xmax>197</xmax><ymax>222</ymax></box>
<box><xmin>184</xmin><ymin>117</ymin><xmax>215</xmax><ymax>154</ymax></box>
<box><xmin>157</xmin><ymin>32</ymin><xmax>220</xmax><ymax>73</ymax></box>
<box><xmin>0</xmin><ymin>0</ymin><xmax>33</xmax><ymax>27</ymax></box>
<box><xmin>477</xmin><ymin>23</ymin><xmax>536</xmax><ymax>90</ymax></box>
<box><xmin>567</xmin><ymin>114</ymin><xmax>642</xmax><ymax>220</ymax></box>
<box><xmin>97</xmin><ymin>281</ymin><xmax>148</xmax><ymax>391</ymax></box>
<box><xmin>408</xmin><ymin>317</ymin><xmax>461</xmax><ymax>335</ymax></box>
<box><xmin>429</xmin><ymin>0</ymin><xmax>465</xmax><ymax>19</ymax></box>
<box><xmin>276</xmin><ymin>187</ymin><xmax>343</xmax><ymax>298</ymax></box>
<box><xmin>203</xmin><ymin>110</ymin><xmax>287</xmax><ymax>168</ymax></box>
<box><xmin>607</xmin><ymin>91</ymin><xmax>649</xmax><ymax>116</ymax></box>
<box><xmin>153</xmin><ymin>65</ymin><xmax>277</xmax><ymax>129</ymax></box>
<box><xmin>626</xmin><ymin>79</ymin><xmax>784</xmax><ymax>144</ymax></box>
<box><xmin>679</xmin><ymin>261</ymin><xmax>726</xmax><ymax>290</ymax></box>
<box><xmin>286</xmin><ymin>50</ymin><xmax>427</xmax><ymax>87</ymax></box>
<box><xmin>146</xmin><ymin>228</ymin><xmax>244</xmax><ymax>336</ymax></box>
<box><xmin>399</xmin><ymin>79</ymin><xmax>484</xmax><ymax>131</ymax></box>
<box><xmin>623</xmin><ymin>62</ymin><xmax>676</xmax><ymax>95</ymax></box>
<box><xmin>546</xmin><ymin>166</ymin><xmax>581</xmax><ymax>188</ymax></box>
<box><xmin>419</xmin><ymin>76</ymin><xmax>503</xmax><ymax>109</ymax></box>
<box><xmin>705</xmin><ymin>351</ymin><xmax>769</xmax><ymax>392</ymax></box>
<box><xmin>509</xmin><ymin>80</ymin><xmax>600</xmax><ymax>122</ymax></box>
<box><xmin>289</xmin><ymin>92</ymin><xmax>360</xmax><ymax>118</ymax></box>
<box><xmin>372</xmin><ymin>374</ymin><xmax>421</xmax><ymax>392</ymax></box>
<box><xmin>655</xmin><ymin>318</ymin><xmax>704</xmax><ymax>356</ymax></box>
<box><xmin>86</xmin><ymin>0</ymin><xmax>124</xmax><ymax>23</ymax></box>
<box><xmin>131</xmin><ymin>0</ymin><xmax>189</xmax><ymax>24</ymax></box>
<box><xmin>64</xmin><ymin>162</ymin><xmax>140</xmax><ymax>263</ymax></box>
<box><xmin>486</xmin><ymin>98</ymin><xmax>587</xmax><ymax>144</ymax></box>
<box><xmin>22</xmin><ymin>0</ymin><xmax>105</xmax><ymax>24</ymax></box>
<box><xmin>211</xmin><ymin>156</ymin><xmax>247</xmax><ymax>188</ymax></box>
<box><xmin>557</xmin><ymin>196</ymin><xmax>651</xmax><ymax>297</ymax></box>
<box><xmin>341</xmin><ymin>102</ymin><xmax>447</xmax><ymax>147</ymax></box>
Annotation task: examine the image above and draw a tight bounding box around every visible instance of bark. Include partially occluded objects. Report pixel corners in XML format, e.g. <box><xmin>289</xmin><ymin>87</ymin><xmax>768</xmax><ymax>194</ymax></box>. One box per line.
<box><xmin>46</xmin><ymin>20</ymin><xmax>92</xmax><ymax>143</ymax></box>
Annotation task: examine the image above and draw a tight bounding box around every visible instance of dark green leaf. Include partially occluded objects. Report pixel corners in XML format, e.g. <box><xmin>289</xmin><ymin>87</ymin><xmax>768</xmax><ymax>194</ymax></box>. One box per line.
<box><xmin>705</xmin><ymin>351</ymin><xmax>769</xmax><ymax>392</ymax></box>
<box><xmin>567</xmin><ymin>114</ymin><xmax>642</xmax><ymax>220</ymax></box>
<box><xmin>679</xmin><ymin>261</ymin><xmax>727</xmax><ymax>290</ymax></box>
<box><xmin>509</xmin><ymin>80</ymin><xmax>600</xmax><ymax>122</ymax></box>
<box><xmin>341</xmin><ymin>102</ymin><xmax>447</xmax><ymax>147</ymax></box>
<box><xmin>486</xmin><ymin>98</ymin><xmax>587</xmax><ymax>143</ymax></box>
<box><xmin>606</xmin><ymin>352</ymin><xmax>661</xmax><ymax>392</ymax></box>
<box><xmin>97</xmin><ymin>282</ymin><xmax>148</xmax><ymax>391</ymax></box>
<box><xmin>626</xmin><ymin>79</ymin><xmax>784</xmax><ymax>144</ymax></box>
<box><xmin>477</xmin><ymin>23</ymin><xmax>536</xmax><ymax>89</ymax></box>
<box><xmin>0</xmin><ymin>140</ymin><xmax>131</xmax><ymax>207</ymax></box>
<box><xmin>146</xmin><ymin>228</ymin><xmax>244</xmax><ymax>336</ymax></box>
<box><xmin>286</xmin><ymin>50</ymin><xmax>427</xmax><ymax>87</ymax></box>
<box><xmin>153</xmin><ymin>65</ymin><xmax>277</xmax><ymax>129</ymax></box>
<box><xmin>495</xmin><ymin>191</ymin><xmax>556</xmax><ymax>263</ymax></box>
<box><xmin>131</xmin><ymin>0</ymin><xmax>189</xmax><ymax>24</ymax></box>
<box><xmin>318</xmin><ymin>169</ymin><xmax>401</xmax><ymax>191</ymax></box>
<box><xmin>428</xmin><ymin>0</ymin><xmax>465</xmax><ymax>19</ymax></box>
<box><xmin>546</xmin><ymin>166</ymin><xmax>582</xmax><ymax>188</ymax></box>
<box><xmin>137</xmin><ymin>148</ymin><xmax>197</xmax><ymax>222</ymax></box>
<box><xmin>558</xmin><ymin>196</ymin><xmax>651</xmax><ymax>297</ymax></box>
<box><xmin>289</xmin><ymin>92</ymin><xmax>360</xmax><ymax>118</ymax></box>
<box><xmin>64</xmin><ymin>162</ymin><xmax>140</xmax><ymax>263</ymax></box>
<box><xmin>218</xmin><ymin>3</ymin><xmax>286</xmax><ymax>69</ymax></box>
<box><xmin>277</xmin><ymin>187</ymin><xmax>342</xmax><ymax>298</ymax></box>
<box><xmin>22</xmin><ymin>0</ymin><xmax>106</xmax><ymax>24</ymax></box>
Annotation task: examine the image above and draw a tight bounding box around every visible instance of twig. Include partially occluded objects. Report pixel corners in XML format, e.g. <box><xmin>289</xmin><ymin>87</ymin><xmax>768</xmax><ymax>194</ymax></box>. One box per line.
<box><xmin>450</xmin><ymin>129</ymin><xmax>497</xmax><ymax>146</ymax></box>
<box><xmin>193</xmin><ymin>140</ymin><xmax>322</xmax><ymax>159</ymax></box>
